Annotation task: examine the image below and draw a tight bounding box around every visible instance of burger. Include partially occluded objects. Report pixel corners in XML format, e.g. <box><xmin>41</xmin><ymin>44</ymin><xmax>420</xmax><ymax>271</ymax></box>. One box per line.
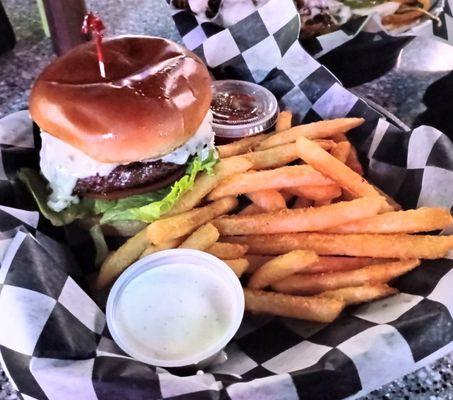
<box><xmin>22</xmin><ymin>36</ymin><xmax>216</xmax><ymax>234</ymax></box>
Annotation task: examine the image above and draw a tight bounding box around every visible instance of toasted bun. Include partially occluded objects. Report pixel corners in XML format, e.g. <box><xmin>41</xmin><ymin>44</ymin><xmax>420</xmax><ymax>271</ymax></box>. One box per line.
<box><xmin>29</xmin><ymin>36</ymin><xmax>212</xmax><ymax>163</ymax></box>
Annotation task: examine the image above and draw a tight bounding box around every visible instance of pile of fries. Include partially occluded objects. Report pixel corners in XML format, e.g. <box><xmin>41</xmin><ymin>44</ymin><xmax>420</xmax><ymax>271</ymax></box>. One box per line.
<box><xmin>97</xmin><ymin>111</ymin><xmax>453</xmax><ymax>323</ymax></box>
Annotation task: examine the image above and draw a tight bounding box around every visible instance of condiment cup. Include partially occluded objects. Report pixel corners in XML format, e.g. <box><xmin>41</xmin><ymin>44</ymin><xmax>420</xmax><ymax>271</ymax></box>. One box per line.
<box><xmin>106</xmin><ymin>249</ymin><xmax>245</xmax><ymax>367</ymax></box>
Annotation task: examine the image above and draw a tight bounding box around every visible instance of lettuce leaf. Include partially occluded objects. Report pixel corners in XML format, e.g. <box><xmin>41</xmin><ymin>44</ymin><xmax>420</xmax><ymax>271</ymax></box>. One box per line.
<box><xmin>19</xmin><ymin>151</ymin><xmax>217</xmax><ymax>226</ymax></box>
<box><xmin>99</xmin><ymin>151</ymin><xmax>217</xmax><ymax>223</ymax></box>
<box><xmin>18</xmin><ymin>169</ymin><xmax>92</xmax><ymax>226</ymax></box>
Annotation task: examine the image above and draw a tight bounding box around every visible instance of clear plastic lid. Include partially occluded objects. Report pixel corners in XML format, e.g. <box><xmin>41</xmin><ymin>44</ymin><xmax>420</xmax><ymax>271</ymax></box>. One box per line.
<box><xmin>210</xmin><ymin>80</ymin><xmax>279</xmax><ymax>139</ymax></box>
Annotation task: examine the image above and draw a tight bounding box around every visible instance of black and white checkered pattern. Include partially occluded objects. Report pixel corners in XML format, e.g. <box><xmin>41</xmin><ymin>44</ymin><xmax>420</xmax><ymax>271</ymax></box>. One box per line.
<box><xmin>173</xmin><ymin>0</ymin><xmax>453</xmax><ymax>58</ymax></box>
<box><xmin>0</xmin><ymin>1</ymin><xmax>452</xmax><ymax>397</ymax></box>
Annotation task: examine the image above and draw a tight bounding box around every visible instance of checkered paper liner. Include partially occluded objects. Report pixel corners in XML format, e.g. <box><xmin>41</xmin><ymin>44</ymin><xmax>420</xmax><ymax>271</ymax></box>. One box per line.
<box><xmin>0</xmin><ymin>2</ymin><xmax>452</xmax><ymax>398</ymax></box>
<box><xmin>173</xmin><ymin>0</ymin><xmax>453</xmax><ymax>58</ymax></box>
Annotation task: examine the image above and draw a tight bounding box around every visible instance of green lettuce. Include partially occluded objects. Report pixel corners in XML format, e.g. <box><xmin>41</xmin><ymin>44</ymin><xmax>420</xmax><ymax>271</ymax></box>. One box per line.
<box><xmin>98</xmin><ymin>151</ymin><xmax>217</xmax><ymax>223</ymax></box>
<box><xmin>19</xmin><ymin>151</ymin><xmax>217</xmax><ymax>226</ymax></box>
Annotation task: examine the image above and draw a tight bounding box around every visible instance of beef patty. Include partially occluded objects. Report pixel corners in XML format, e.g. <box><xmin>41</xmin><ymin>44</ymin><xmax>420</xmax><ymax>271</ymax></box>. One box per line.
<box><xmin>74</xmin><ymin>160</ymin><xmax>186</xmax><ymax>200</ymax></box>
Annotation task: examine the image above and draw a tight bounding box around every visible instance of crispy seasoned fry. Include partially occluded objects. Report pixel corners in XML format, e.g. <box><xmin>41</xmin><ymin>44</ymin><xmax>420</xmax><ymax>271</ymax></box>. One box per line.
<box><xmin>165</xmin><ymin>157</ymin><xmax>252</xmax><ymax>217</ymax></box>
<box><xmin>140</xmin><ymin>237</ymin><xmax>185</xmax><ymax>259</ymax></box>
<box><xmin>214</xmin><ymin>197</ymin><xmax>383</xmax><ymax>236</ymax></box>
<box><xmin>232</xmin><ymin>141</ymin><xmax>336</xmax><ymax>171</ymax></box>
<box><xmin>178</xmin><ymin>223</ymin><xmax>219</xmax><ymax>250</ymax></box>
<box><xmin>296</xmin><ymin>136</ymin><xmax>382</xmax><ymax>199</ymax></box>
<box><xmin>345</xmin><ymin>146</ymin><xmax>364</xmax><ymax>176</ymax></box>
<box><xmin>244</xmin><ymin>254</ymin><xmax>273</xmax><ymax>274</ymax></box>
<box><xmin>317</xmin><ymin>284</ymin><xmax>398</xmax><ymax>305</ymax></box>
<box><xmin>148</xmin><ymin>197</ymin><xmax>238</xmax><ymax>244</ymax></box>
<box><xmin>238</xmin><ymin>203</ymin><xmax>264</xmax><ymax>216</ymax></box>
<box><xmin>226</xmin><ymin>233</ymin><xmax>453</xmax><ymax>259</ymax></box>
<box><xmin>208</xmin><ymin>165</ymin><xmax>334</xmax><ymax>200</ymax></box>
<box><xmin>256</xmin><ymin>118</ymin><xmax>364</xmax><ymax>151</ymax></box>
<box><xmin>222</xmin><ymin>258</ymin><xmax>249</xmax><ymax>277</ymax></box>
<box><xmin>206</xmin><ymin>242</ymin><xmax>249</xmax><ymax>259</ymax></box>
<box><xmin>325</xmin><ymin>208</ymin><xmax>453</xmax><ymax>234</ymax></box>
<box><xmin>286</xmin><ymin>185</ymin><xmax>342</xmax><ymax>201</ymax></box>
<box><xmin>97</xmin><ymin>228</ymin><xmax>148</xmax><ymax>288</ymax></box>
<box><xmin>303</xmin><ymin>256</ymin><xmax>394</xmax><ymax>274</ymax></box>
<box><xmin>331</xmin><ymin>141</ymin><xmax>351</xmax><ymax>164</ymax></box>
<box><xmin>331</xmin><ymin>133</ymin><xmax>348</xmax><ymax>143</ymax></box>
<box><xmin>248</xmin><ymin>250</ymin><xmax>318</xmax><ymax>289</ymax></box>
<box><xmin>217</xmin><ymin>134</ymin><xmax>267</xmax><ymax>158</ymax></box>
<box><xmin>242</xmin><ymin>143</ymin><xmax>299</xmax><ymax>170</ymax></box>
<box><xmin>314</xmin><ymin>139</ymin><xmax>337</xmax><ymax>151</ymax></box>
<box><xmin>373</xmin><ymin>185</ymin><xmax>402</xmax><ymax>211</ymax></box>
<box><xmin>272</xmin><ymin>259</ymin><xmax>420</xmax><ymax>295</ymax></box>
<box><xmin>246</xmin><ymin>190</ymin><xmax>287</xmax><ymax>211</ymax></box>
<box><xmin>244</xmin><ymin>288</ymin><xmax>345</xmax><ymax>322</ymax></box>
<box><xmin>275</xmin><ymin>111</ymin><xmax>293</xmax><ymax>132</ymax></box>
<box><xmin>314</xmin><ymin>199</ymin><xmax>331</xmax><ymax>207</ymax></box>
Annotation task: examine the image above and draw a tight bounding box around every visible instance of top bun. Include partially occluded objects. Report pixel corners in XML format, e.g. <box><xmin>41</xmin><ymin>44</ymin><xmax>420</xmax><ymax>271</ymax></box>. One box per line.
<box><xmin>29</xmin><ymin>36</ymin><xmax>212</xmax><ymax>164</ymax></box>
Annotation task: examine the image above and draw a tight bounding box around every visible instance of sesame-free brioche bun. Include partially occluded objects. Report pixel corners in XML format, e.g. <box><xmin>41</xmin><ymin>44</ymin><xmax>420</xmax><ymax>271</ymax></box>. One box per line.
<box><xmin>29</xmin><ymin>36</ymin><xmax>212</xmax><ymax>164</ymax></box>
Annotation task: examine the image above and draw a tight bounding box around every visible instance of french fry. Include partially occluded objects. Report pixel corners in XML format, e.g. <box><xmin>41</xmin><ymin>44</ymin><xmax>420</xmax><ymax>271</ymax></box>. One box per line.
<box><xmin>206</xmin><ymin>242</ymin><xmax>249</xmax><ymax>259</ymax></box>
<box><xmin>331</xmin><ymin>133</ymin><xmax>348</xmax><ymax>143</ymax></box>
<box><xmin>244</xmin><ymin>254</ymin><xmax>273</xmax><ymax>274</ymax></box>
<box><xmin>331</xmin><ymin>141</ymin><xmax>351</xmax><ymax>164</ymax></box>
<box><xmin>314</xmin><ymin>139</ymin><xmax>337</xmax><ymax>151</ymax></box>
<box><xmin>244</xmin><ymin>288</ymin><xmax>345</xmax><ymax>322</ymax></box>
<box><xmin>373</xmin><ymin>185</ymin><xmax>402</xmax><ymax>211</ymax></box>
<box><xmin>217</xmin><ymin>134</ymin><xmax>267</xmax><ymax>158</ymax></box>
<box><xmin>317</xmin><ymin>284</ymin><xmax>398</xmax><ymax>305</ymax></box>
<box><xmin>285</xmin><ymin>184</ymin><xmax>342</xmax><ymax>202</ymax></box>
<box><xmin>140</xmin><ymin>237</ymin><xmax>185</xmax><ymax>259</ymax></box>
<box><xmin>165</xmin><ymin>157</ymin><xmax>252</xmax><ymax>217</ymax></box>
<box><xmin>207</xmin><ymin>165</ymin><xmax>335</xmax><ymax>200</ymax></box>
<box><xmin>178</xmin><ymin>223</ymin><xmax>219</xmax><ymax>250</ymax></box>
<box><xmin>226</xmin><ymin>233</ymin><xmax>453</xmax><ymax>259</ymax></box>
<box><xmin>97</xmin><ymin>228</ymin><xmax>149</xmax><ymax>288</ymax></box>
<box><xmin>325</xmin><ymin>208</ymin><xmax>453</xmax><ymax>234</ymax></box>
<box><xmin>222</xmin><ymin>258</ymin><xmax>249</xmax><ymax>277</ymax></box>
<box><xmin>345</xmin><ymin>146</ymin><xmax>364</xmax><ymax>176</ymax></box>
<box><xmin>232</xmin><ymin>141</ymin><xmax>336</xmax><ymax>171</ymax></box>
<box><xmin>296</xmin><ymin>136</ymin><xmax>383</xmax><ymax>200</ymax></box>
<box><xmin>275</xmin><ymin>111</ymin><xmax>293</xmax><ymax>132</ymax></box>
<box><xmin>214</xmin><ymin>197</ymin><xmax>383</xmax><ymax>236</ymax></box>
<box><xmin>303</xmin><ymin>256</ymin><xmax>394</xmax><ymax>274</ymax></box>
<box><xmin>314</xmin><ymin>199</ymin><xmax>331</xmax><ymax>207</ymax></box>
<box><xmin>246</xmin><ymin>190</ymin><xmax>287</xmax><ymax>211</ymax></box>
<box><xmin>248</xmin><ymin>250</ymin><xmax>318</xmax><ymax>289</ymax></box>
<box><xmin>238</xmin><ymin>203</ymin><xmax>264</xmax><ymax>215</ymax></box>
<box><xmin>242</xmin><ymin>143</ymin><xmax>299</xmax><ymax>170</ymax></box>
<box><xmin>272</xmin><ymin>259</ymin><xmax>420</xmax><ymax>295</ymax></box>
<box><xmin>256</xmin><ymin>118</ymin><xmax>364</xmax><ymax>151</ymax></box>
<box><xmin>148</xmin><ymin>196</ymin><xmax>238</xmax><ymax>244</ymax></box>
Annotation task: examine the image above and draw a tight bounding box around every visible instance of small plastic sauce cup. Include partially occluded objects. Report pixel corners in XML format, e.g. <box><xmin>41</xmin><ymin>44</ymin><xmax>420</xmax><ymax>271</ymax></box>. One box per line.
<box><xmin>211</xmin><ymin>80</ymin><xmax>279</xmax><ymax>144</ymax></box>
<box><xmin>106</xmin><ymin>249</ymin><xmax>244</xmax><ymax>367</ymax></box>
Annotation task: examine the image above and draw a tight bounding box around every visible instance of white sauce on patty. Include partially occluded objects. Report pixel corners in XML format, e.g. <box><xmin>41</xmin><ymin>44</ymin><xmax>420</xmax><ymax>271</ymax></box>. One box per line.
<box><xmin>40</xmin><ymin>111</ymin><xmax>215</xmax><ymax>212</ymax></box>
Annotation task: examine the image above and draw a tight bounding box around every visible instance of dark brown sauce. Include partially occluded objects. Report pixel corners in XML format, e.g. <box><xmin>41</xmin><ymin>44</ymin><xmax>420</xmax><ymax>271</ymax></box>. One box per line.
<box><xmin>211</xmin><ymin>92</ymin><xmax>260</xmax><ymax>123</ymax></box>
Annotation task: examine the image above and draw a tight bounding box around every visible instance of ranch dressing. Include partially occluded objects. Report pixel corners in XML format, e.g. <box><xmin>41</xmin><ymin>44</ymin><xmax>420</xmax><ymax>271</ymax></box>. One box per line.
<box><xmin>115</xmin><ymin>263</ymin><xmax>233</xmax><ymax>361</ymax></box>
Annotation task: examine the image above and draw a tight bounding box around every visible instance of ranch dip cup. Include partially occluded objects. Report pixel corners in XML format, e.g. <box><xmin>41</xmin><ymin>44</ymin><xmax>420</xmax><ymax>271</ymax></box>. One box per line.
<box><xmin>106</xmin><ymin>249</ymin><xmax>245</xmax><ymax>367</ymax></box>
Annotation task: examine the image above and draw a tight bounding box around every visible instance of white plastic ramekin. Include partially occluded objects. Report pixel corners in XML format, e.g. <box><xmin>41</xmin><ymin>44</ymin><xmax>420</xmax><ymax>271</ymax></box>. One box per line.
<box><xmin>106</xmin><ymin>249</ymin><xmax>244</xmax><ymax>367</ymax></box>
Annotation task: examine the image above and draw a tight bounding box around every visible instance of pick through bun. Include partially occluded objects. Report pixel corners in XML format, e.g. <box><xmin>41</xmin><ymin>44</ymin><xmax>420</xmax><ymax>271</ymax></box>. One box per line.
<box><xmin>29</xmin><ymin>36</ymin><xmax>212</xmax><ymax>163</ymax></box>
